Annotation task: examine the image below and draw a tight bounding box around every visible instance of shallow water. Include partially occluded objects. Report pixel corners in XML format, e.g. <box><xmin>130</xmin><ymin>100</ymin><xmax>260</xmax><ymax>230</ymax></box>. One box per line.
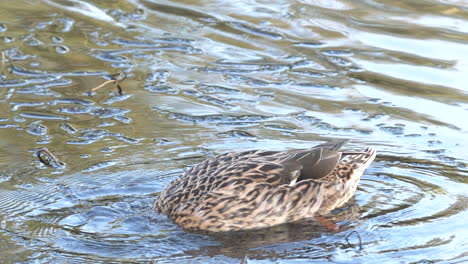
<box><xmin>0</xmin><ymin>0</ymin><xmax>467</xmax><ymax>263</ymax></box>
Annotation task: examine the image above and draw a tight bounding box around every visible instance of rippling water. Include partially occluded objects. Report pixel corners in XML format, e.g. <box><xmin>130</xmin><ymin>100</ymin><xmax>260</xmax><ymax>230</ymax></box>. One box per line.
<box><xmin>0</xmin><ymin>0</ymin><xmax>467</xmax><ymax>263</ymax></box>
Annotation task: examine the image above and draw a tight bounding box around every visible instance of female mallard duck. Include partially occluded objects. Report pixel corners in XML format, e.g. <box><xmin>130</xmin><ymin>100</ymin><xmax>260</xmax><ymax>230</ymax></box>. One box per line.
<box><xmin>154</xmin><ymin>140</ymin><xmax>376</xmax><ymax>232</ymax></box>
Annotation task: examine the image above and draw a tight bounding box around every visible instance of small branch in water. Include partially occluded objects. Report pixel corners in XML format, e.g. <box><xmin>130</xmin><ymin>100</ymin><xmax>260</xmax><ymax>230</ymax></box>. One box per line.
<box><xmin>91</xmin><ymin>79</ymin><xmax>115</xmax><ymax>92</ymax></box>
<box><xmin>89</xmin><ymin>72</ymin><xmax>127</xmax><ymax>96</ymax></box>
<box><xmin>345</xmin><ymin>230</ymin><xmax>363</xmax><ymax>250</ymax></box>
<box><xmin>36</xmin><ymin>148</ymin><xmax>65</xmax><ymax>169</ymax></box>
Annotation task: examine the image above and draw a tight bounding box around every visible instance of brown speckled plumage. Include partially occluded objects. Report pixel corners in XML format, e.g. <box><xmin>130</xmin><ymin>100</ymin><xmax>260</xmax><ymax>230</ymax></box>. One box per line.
<box><xmin>154</xmin><ymin>140</ymin><xmax>376</xmax><ymax>232</ymax></box>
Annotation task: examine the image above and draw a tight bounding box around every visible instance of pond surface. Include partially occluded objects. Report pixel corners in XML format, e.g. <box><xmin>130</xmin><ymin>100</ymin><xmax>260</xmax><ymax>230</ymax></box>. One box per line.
<box><xmin>0</xmin><ymin>0</ymin><xmax>467</xmax><ymax>263</ymax></box>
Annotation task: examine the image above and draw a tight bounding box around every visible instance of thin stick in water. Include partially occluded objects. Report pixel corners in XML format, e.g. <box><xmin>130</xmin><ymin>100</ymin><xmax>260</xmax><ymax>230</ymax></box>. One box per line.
<box><xmin>345</xmin><ymin>230</ymin><xmax>363</xmax><ymax>250</ymax></box>
<box><xmin>89</xmin><ymin>72</ymin><xmax>127</xmax><ymax>96</ymax></box>
<box><xmin>91</xmin><ymin>79</ymin><xmax>115</xmax><ymax>92</ymax></box>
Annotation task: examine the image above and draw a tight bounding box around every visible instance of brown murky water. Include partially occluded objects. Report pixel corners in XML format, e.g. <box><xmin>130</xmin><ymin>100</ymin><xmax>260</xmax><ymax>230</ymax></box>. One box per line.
<box><xmin>0</xmin><ymin>0</ymin><xmax>467</xmax><ymax>263</ymax></box>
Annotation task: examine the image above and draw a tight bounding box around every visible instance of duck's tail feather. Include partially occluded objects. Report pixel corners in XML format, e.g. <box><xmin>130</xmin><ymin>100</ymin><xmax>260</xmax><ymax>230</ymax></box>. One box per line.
<box><xmin>342</xmin><ymin>147</ymin><xmax>376</xmax><ymax>168</ymax></box>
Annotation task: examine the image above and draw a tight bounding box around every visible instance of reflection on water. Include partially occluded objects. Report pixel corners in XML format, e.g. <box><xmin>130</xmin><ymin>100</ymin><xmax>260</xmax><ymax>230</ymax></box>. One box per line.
<box><xmin>0</xmin><ymin>0</ymin><xmax>467</xmax><ymax>263</ymax></box>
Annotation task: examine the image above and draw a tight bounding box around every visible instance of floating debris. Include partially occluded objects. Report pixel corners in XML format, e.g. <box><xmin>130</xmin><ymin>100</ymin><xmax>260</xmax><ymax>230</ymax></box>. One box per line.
<box><xmin>36</xmin><ymin>148</ymin><xmax>65</xmax><ymax>169</ymax></box>
<box><xmin>90</xmin><ymin>72</ymin><xmax>127</xmax><ymax>96</ymax></box>
<box><xmin>345</xmin><ymin>230</ymin><xmax>363</xmax><ymax>250</ymax></box>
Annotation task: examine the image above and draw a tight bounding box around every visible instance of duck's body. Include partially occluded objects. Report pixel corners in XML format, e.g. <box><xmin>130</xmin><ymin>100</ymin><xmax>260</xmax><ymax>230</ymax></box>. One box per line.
<box><xmin>154</xmin><ymin>140</ymin><xmax>376</xmax><ymax>232</ymax></box>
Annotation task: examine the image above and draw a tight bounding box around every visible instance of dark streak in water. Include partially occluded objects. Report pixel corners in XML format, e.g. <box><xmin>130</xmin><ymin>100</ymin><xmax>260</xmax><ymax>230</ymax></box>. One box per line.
<box><xmin>49</xmin><ymin>98</ymin><xmax>95</xmax><ymax>106</ymax></box>
<box><xmin>198</xmin><ymin>84</ymin><xmax>241</xmax><ymax>94</ymax></box>
<box><xmin>94</xmin><ymin>45</ymin><xmax>203</xmax><ymax>62</ymax></box>
<box><xmin>195</xmin><ymin>61</ymin><xmax>294</xmax><ymax>74</ymax></box>
<box><xmin>10</xmin><ymin>66</ymin><xmax>108</xmax><ymax>77</ymax></box>
<box><xmin>226</xmin><ymin>21</ymin><xmax>283</xmax><ymax>40</ymax></box>
<box><xmin>57</xmin><ymin>106</ymin><xmax>94</xmax><ymax>114</ymax></box>
<box><xmin>144</xmin><ymin>85</ymin><xmax>178</xmax><ymax>94</ymax></box>
<box><xmin>82</xmin><ymin>160</ymin><xmax>118</xmax><ymax>172</ymax></box>
<box><xmin>0</xmin><ymin>123</ymin><xmax>19</xmax><ymax>129</ymax></box>
<box><xmin>20</xmin><ymin>112</ymin><xmax>66</xmax><ymax>120</ymax></box>
<box><xmin>113</xmin><ymin>37</ymin><xmax>195</xmax><ymax>47</ymax></box>
<box><xmin>198</xmin><ymin>95</ymin><xmax>235</xmax><ymax>108</ymax></box>
<box><xmin>89</xmin><ymin>108</ymin><xmax>129</xmax><ymax>119</ymax></box>
<box><xmin>293</xmin><ymin>42</ymin><xmax>325</xmax><ymax>48</ymax></box>
<box><xmin>0</xmin><ymin>76</ymin><xmax>59</xmax><ymax>87</ymax></box>
<box><xmin>16</xmin><ymin>79</ymin><xmax>73</xmax><ymax>94</ymax></box>
<box><xmin>11</xmin><ymin>102</ymin><xmax>45</xmax><ymax>111</ymax></box>
<box><xmin>152</xmin><ymin>107</ymin><xmax>272</xmax><ymax>125</ymax></box>
<box><xmin>225</xmin><ymin>74</ymin><xmax>289</xmax><ymax>87</ymax></box>
<box><xmin>217</xmin><ymin>130</ymin><xmax>256</xmax><ymax>139</ymax></box>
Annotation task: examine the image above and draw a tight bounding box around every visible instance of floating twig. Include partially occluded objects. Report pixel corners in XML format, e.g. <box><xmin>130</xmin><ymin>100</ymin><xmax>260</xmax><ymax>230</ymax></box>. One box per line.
<box><xmin>345</xmin><ymin>230</ymin><xmax>363</xmax><ymax>250</ymax></box>
<box><xmin>36</xmin><ymin>148</ymin><xmax>65</xmax><ymax>169</ymax></box>
<box><xmin>91</xmin><ymin>79</ymin><xmax>115</xmax><ymax>92</ymax></box>
<box><xmin>90</xmin><ymin>72</ymin><xmax>127</xmax><ymax>96</ymax></box>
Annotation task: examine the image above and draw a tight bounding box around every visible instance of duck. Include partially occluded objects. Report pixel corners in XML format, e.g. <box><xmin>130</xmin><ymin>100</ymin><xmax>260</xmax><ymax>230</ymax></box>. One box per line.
<box><xmin>153</xmin><ymin>139</ymin><xmax>376</xmax><ymax>232</ymax></box>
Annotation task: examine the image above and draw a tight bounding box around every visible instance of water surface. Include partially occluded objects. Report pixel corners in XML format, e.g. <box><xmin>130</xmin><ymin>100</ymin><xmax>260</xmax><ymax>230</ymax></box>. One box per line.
<box><xmin>0</xmin><ymin>0</ymin><xmax>467</xmax><ymax>263</ymax></box>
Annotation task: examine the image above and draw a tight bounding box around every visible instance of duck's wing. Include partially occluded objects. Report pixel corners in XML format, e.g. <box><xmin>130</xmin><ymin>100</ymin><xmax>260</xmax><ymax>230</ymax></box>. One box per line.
<box><xmin>278</xmin><ymin>148</ymin><xmax>341</xmax><ymax>181</ymax></box>
<box><xmin>279</xmin><ymin>139</ymin><xmax>349</xmax><ymax>181</ymax></box>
